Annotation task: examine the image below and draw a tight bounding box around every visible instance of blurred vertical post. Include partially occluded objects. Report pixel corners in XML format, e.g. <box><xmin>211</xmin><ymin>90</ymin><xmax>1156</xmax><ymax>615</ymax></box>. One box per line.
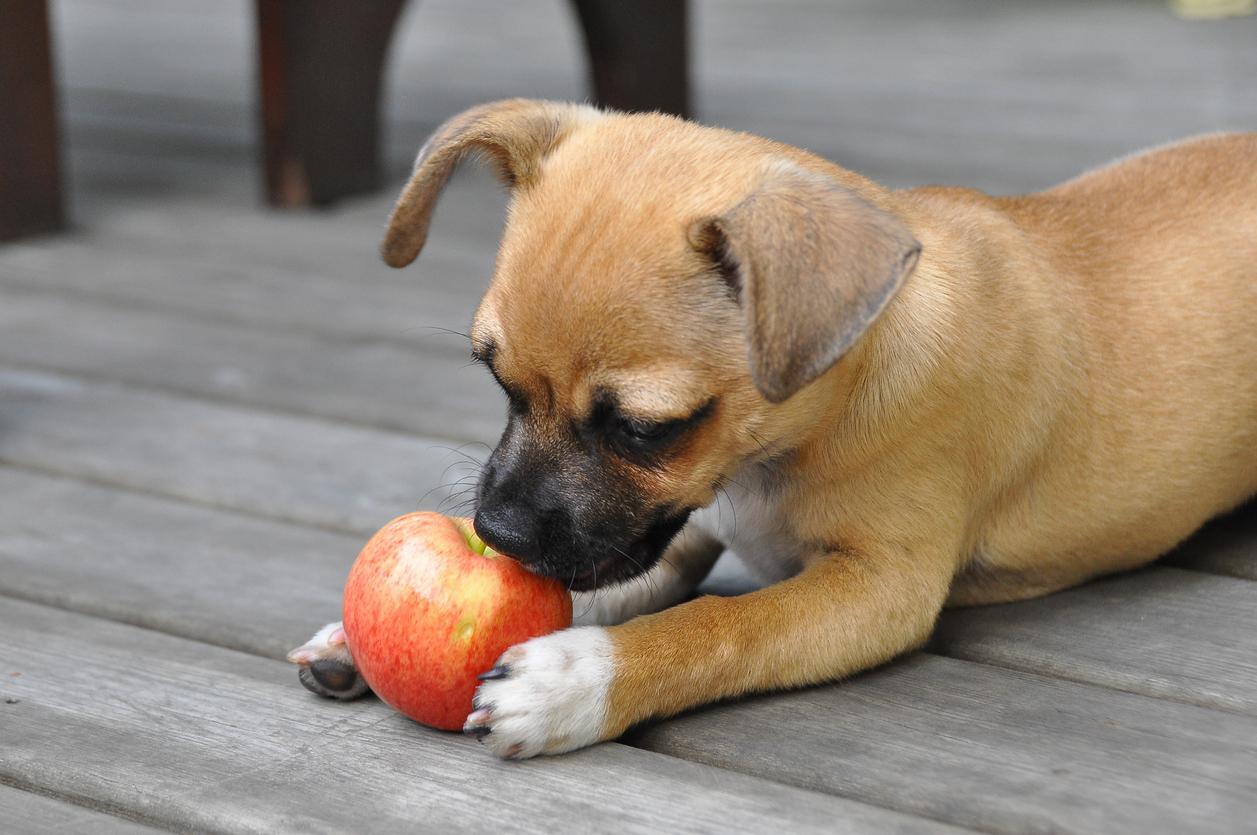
<box><xmin>570</xmin><ymin>0</ymin><xmax>690</xmax><ymax>118</ymax></box>
<box><xmin>0</xmin><ymin>0</ymin><xmax>64</xmax><ymax>241</ymax></box>
<box><xmin>256</xmin><ymin>0</ymin><xmax>407</xmax><ymax>208</ymax></box>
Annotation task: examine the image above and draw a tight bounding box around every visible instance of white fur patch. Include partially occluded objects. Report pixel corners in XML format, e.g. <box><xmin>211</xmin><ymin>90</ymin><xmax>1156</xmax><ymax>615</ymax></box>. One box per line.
<box><xmin>570</xmin><ymin>558</ymin><xmax>692</xmax><ymax>626</ymax></box>
<box><xmin>691</xmin><ymin>463</ymin><xmax>804</xmax><ymax>584</ymax></box>
<box><xmin>468</xmin><ymin>627</ymin><xmax>614</xmax><ymax>759</ymax></box>
<box><xmin>287</xmin><ymin>620</ymin><xmax>350</xmax><ymax>665</ymax></box>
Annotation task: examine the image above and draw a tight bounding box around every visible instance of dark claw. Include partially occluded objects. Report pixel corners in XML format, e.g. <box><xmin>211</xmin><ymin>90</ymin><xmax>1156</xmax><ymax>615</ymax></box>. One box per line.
<box><xmin>477</xmin><ymin>664</ymin><xmax>511</xmax><ymax>681</ymax></box>
<box><xmin>464</xmin><ymin>724</ymin><xmax>492</xmax><ymax>738</ymax></box>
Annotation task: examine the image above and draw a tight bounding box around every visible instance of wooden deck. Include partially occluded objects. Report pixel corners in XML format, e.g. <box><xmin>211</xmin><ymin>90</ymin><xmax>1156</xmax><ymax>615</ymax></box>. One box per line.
<box><xmin>2</xmin><ymin>1</ymin><xmax>1256</xmax><ymax>832</ymax></box>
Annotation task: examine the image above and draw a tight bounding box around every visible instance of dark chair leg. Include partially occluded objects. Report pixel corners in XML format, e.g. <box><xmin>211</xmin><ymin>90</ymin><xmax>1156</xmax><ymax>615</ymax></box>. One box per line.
<box><xmin>256</xmin><ymin>0</ymin><xmax>407</xmax><ymax>208</ymax></box>
<box><xmin>569</xmin><ymin>0</ymin><xmax>690</xmax><ymax>118</ymax></box>
<box><xmin>0</xmin><ymin>0</ymin><xmax>64</xmax><ymax>241</ymax></box>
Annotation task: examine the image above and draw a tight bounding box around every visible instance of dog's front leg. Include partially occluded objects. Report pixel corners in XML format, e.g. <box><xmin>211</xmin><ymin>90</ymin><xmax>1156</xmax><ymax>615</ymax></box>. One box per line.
<box><xmin>571</xmin><ymin>526</ymin><xmax>723</xmax><ymax>626</ymax></box>
<box><xmin>467</xmin><ymin>542</ymin><xmax>955</xmax><ymax>758</ymax></box>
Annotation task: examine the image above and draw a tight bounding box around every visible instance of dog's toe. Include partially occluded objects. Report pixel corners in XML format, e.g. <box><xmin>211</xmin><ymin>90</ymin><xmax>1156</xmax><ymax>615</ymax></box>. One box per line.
<box><xmin>289</xmin><ymin>621</ymin><xmax>371</xmax><ymax>701</ymax></box>
<box><xmin>463</xmin><ymin>708</ymin><xmax>494</xmax><ymax>737</ymax></box>
<box><xmin>463</xmin><ymin>627</ymin><xmax>613</xmax><ymax>759</ymax></box>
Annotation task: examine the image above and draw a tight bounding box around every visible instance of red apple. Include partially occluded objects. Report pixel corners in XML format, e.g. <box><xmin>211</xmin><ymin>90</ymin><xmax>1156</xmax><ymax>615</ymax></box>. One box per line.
<box><xmin>342</xmin><ymin>512</ymin><xmax>572</xmax><ymax>730</ymax></box>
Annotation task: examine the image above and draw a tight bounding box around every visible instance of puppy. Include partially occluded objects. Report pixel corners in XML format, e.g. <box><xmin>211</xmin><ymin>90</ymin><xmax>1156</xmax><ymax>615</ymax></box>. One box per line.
<box><xmin>290</xmin><ymin>100</ymin><xmax>1257</xmax><ymax>759</ymax></box>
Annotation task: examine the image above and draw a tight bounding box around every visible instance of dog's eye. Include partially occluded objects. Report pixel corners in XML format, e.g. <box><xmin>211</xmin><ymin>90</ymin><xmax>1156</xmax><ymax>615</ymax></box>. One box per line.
<box><xmin>593</xmin><ymin>397</ymin><xmax>716</xmax><ymax>462</ymax></box>
<box><xmin>618</xmin><ymin>418</ymin><xmax>676</xmax><ymax>444</ymax></box>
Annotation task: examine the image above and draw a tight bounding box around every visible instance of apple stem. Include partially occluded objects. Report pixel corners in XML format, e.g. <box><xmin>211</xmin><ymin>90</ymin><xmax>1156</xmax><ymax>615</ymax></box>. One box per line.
<box><xmin>466</xmin><ymin>531</ymin><xmax>491</xmax><ymax>556</ymax></box>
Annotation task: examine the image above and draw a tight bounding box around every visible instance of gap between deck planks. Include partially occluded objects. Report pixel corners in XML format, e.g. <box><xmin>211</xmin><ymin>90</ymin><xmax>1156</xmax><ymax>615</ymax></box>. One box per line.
<box><xmin>0</xmin><ymin>366</ymin><xmax>484</xmax><ymax>537</ymax></box>
<box><xmin>0</xmin><ymin>597</ymin><xmax>960</xmax><ymax>835</ymax></box>
<box><xmin>621</xmin><ymin>651</ymin><xmax>1257</xmax><ymax>833</ymax></box>
<box><xmin>0</xmin><ymin>284</ymin><xmax>506</xmax><ymax>444</ymax></box>
<box><xmin>932</xmin><ymin>567</ymin><xmax>1257</xmax><ymax>716</ymax></box>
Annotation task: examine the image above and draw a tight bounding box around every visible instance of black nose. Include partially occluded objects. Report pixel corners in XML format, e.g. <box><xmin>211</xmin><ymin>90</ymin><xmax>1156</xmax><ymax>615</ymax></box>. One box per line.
<box><xmin>474</xmin><ymin>503</ymin><xmax>545</xmax><ymax>565</ymax></box>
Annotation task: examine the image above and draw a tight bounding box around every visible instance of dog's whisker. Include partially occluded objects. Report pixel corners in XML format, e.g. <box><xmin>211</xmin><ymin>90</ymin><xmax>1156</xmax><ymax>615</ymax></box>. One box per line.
<box><xmin>437</xmin><ymin>460</ymin><xmax>479</xmax><ymax>482</ymax></box>
<box><xmin>417</xmin><ymin>483</ymin><xmax>456</xmax><ymax>509</ymax></box>
<box><xmin>423</xmin><ymin>474</ymin><xmax>480</xmax><ymax>506</ymax></box>
<box><xmin>440</xmin><ymin>496</ymin><xmax>479</xmax><ymax>515</ymax></box>
<box><xmin>609</xmin><ymin>543</ymin><xmax>659</xmax><ymax>598</ymax></box>
<box><xmin>716</xmin><ymin>486</ymin><xmax>739</xmax><ymax>546</ymax></box>
<box><xmin>747</xmin><ymin>428</ymin><xmax>769</xmax><ymax>452</ymax></box>
<box><xmin>433</xmin><ymin>482</ymin><xmax>480</xmax><ymax>514</ymax></box>
<box><xmin>415</xmin><ymin>325</ymin><xmax>472</xmax><ymax>341</ymax></box>
<box><xmin>572</xmin><ymin>565</ymin><xmax>599</xmax><ymax>621</ymax></box>
<box><xmin>429</xmin><ymin>443</ymin><xmax>489</xmax><ymax>464</ymax></box>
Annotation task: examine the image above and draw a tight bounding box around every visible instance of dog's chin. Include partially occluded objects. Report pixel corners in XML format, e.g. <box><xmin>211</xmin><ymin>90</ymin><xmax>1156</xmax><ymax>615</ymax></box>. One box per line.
<box><xmin>562</xmin><ymin>508</ymin><xmax>694</xmax><ymax>592</ymax></box>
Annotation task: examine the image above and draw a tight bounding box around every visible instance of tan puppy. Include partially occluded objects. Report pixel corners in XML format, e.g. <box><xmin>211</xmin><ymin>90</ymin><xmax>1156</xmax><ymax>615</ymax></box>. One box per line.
<box><xmin>291</xmin><ymin>100</ymin><xmax>1257</xmax><ymax>759</ymax></box>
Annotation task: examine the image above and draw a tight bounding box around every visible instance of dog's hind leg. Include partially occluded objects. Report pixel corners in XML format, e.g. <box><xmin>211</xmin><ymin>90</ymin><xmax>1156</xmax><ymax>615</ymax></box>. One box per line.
<box><xmin>287</xmin><ymin>621</ymin><xmax>371</xmax><ymax>700</ymax></box>
<box><xmin>571</xmin><ymin>525</ymin><xmax>723</xmax><ymax>626</ymax></box>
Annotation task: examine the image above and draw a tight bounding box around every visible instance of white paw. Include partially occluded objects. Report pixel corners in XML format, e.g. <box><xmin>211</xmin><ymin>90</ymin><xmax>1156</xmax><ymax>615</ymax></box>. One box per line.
<box><xmin>287</xmin><ymin>621</ymin><xmax>371</xmax><ymax>700</ymax></box>
<box><xmin>464</xmin><ymin>627</ymin><xmax>614</xmax><ymax>759</ymax></box>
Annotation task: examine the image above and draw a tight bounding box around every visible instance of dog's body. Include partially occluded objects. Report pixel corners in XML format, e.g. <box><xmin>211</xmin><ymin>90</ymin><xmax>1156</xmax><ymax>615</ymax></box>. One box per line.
<box><xmin>696</xmin><ymin>133</ymin><xmax>1257</xmax><ymax>607</ymax></box>
<box><xmin>291</xmin><ymin>102</ymin><xmax>1257</xmax><ymax>759</ymax></box>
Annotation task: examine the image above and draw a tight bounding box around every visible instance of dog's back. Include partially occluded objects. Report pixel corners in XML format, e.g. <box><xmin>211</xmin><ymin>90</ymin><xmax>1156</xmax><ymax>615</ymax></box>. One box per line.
<box><xmin>965</xmin><ymin>135</ymin><xmax>1257</xmax><ymax>592</ymax></box>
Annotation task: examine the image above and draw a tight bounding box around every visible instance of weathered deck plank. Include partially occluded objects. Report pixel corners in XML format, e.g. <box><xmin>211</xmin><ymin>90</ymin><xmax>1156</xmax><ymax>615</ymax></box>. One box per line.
<box><xmin>0</xmin><ymin>468</ymin><xmax>355</xmax><ymax>659</ymax></box>
<box><xmin>0</xmin><ymin>597</ymin><xmax>961</xmax><ymax>835</ymax></box>
<box><xmin>934</xmin><ymin>568</ymin><xmax>1257</xmax><ymax>716</ymax></box>
<box><xmin>0</xmin><ymin>367</ymin><xmax>475</xmax><ymax>536</ymax></box>
<box><xmin>0</xmin><ymin>285</ymin><xmax>504</xmax><ymax>443</ymax></box>
<box><xmin>0</xmin><ymin>176</ymin><xmax>499</xmax><ymax>346</ymax></box>
<box><xmin>627</xmin><ymin>654</ymin><xmax>1257</xmax><ymax>834</ymax></box>
<box><xmin>0</xmin><ymin>466</ymin><xmax>750</xmax><ymax>657</ymax></box>
<box><xmin>0</xmin><ymin>785</ymin><xmax>163</xmax><ymax>834</ymax></box>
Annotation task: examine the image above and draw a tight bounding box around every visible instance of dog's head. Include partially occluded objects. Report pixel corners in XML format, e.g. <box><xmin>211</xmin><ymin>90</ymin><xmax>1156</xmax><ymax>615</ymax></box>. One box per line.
<box><xmin>383</xmin><ymin>100</ymin><xmax>920</xmax><ymax>589</ymax></box>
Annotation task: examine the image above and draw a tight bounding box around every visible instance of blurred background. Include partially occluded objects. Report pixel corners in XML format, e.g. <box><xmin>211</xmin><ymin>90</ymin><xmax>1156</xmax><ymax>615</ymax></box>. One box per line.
<box><xmin>30</xmin><ymin>0</ymin><xmax>1257</xmax><ymax>197</ymax></box>
<box><xmin>0</xmin><ymin>0</ymin><xmax>1253</xmax><ymax>577</ymax></box>
<box><xmin>2</xmin><ymin>0</ymin><xmax>1254</xmax><ymax>445</ymax></box>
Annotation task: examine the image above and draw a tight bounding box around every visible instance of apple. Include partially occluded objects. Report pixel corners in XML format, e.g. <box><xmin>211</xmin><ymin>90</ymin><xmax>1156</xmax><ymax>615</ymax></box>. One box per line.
<box><xmin>342</xmin><ymin>511</ymin><xmax>572</xmax><ymax>730</ymax></box>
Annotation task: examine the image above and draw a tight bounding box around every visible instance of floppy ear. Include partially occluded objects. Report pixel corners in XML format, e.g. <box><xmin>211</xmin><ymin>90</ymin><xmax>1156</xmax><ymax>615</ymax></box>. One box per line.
<box><xmin>381</xmin><ymin>98</ymin><xmax>600</xmax><ymax>268</ymax></box>
<box><xmin>689</xmin><ymin>162</ymin><xmax>921</xmax><ymax>403</ymax></box>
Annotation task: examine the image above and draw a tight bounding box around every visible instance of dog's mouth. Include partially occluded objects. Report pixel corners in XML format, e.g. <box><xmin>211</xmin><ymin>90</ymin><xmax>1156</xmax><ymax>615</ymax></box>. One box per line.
<box><xmin>567</xmin><ymin>507</ymin><xmax>694</xmax><ymax>592</ymax></box>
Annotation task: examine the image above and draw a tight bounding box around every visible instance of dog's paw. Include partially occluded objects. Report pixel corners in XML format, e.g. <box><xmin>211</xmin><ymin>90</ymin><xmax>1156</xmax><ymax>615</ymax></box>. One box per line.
<box><xmin>463</xmin><ymin>627</ymin><xmax>614</xmax><ymax>759</ymax></box>
<box><xmin>287</xmin><ymin>621</ymin><xmax>371</xmax><ymax>701</ymax></box>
